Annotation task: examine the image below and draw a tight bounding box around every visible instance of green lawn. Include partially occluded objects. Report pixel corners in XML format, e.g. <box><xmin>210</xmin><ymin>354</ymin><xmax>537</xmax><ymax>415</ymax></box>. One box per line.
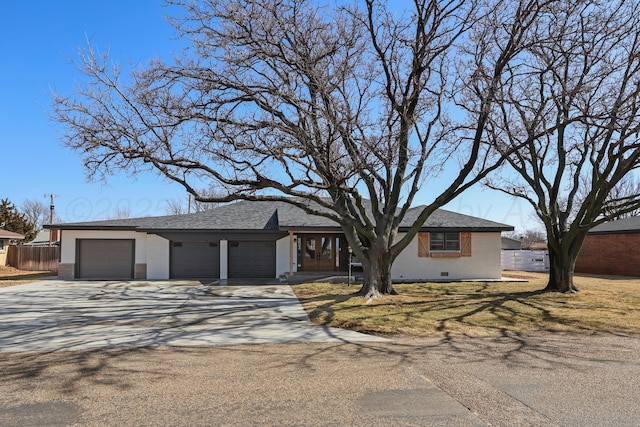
<box><xmin>292</xmin><ymin>272</ymin><xmax>640</xmax><ymax>337</ymax></box>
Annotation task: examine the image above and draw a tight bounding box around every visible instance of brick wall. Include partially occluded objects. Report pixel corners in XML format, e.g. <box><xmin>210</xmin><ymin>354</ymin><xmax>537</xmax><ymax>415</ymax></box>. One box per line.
<box><xmin>134</xmin><ymin>263</ymin><xmax>147</xmax><ymax>280</ymax></box>
<box><xmin>575</xmin><ymin>233</ymin><xmax>640</xmax><ymax>277</ymax></box>
<box><xmin>57</xmin><ymin>263</ymin><xmax>75</xmax><ymax>280</ymax></box>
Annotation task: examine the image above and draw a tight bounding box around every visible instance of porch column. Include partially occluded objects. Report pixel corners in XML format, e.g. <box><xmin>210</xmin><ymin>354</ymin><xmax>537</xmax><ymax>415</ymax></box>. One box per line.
<box><xmin>220</xmin><ymin>239</ymin><xmax>228</xmax><ymax>280</ymax></box>
<box><xmin>289</xmin><ymin>230</ymin><xmax>296</xmax><ymax>277</ymax></box>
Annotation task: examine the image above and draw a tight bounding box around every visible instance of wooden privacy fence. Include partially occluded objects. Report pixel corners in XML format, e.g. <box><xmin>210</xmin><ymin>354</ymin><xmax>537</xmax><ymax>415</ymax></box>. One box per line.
<box><xmin>6</xmin><ymin>246</ymin><xmax>59</xmax><ymax>272</ymax></box>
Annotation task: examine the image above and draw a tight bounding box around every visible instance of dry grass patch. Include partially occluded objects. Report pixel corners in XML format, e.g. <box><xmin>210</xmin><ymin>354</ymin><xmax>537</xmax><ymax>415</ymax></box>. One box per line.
<box><xmin>292</xmin><ymin>272</ymin><xmax>640</xmax><ymax>337</ymax></box>
<box><xmin>0</xmin><ymin>266</ymin><xmax>55</xmax><ymax>288</ymax></box>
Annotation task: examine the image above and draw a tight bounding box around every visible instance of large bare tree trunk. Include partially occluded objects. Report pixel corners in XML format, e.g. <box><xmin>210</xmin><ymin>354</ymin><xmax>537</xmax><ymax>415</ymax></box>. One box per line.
<box><xmin>545</xmin><ymin>249</ymin><xmax>579</xmax><ymax>293</ymax></box>
<box><xmin>357</xmin><ymin>248</ymin><xmax>397</xmax><ymax>299</ymax></box>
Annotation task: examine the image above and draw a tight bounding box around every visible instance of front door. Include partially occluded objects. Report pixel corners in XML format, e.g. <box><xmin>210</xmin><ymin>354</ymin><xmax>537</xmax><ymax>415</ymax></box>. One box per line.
<box><xmin>302</xmin><ymin>235</ymin><xmax>335</xmax><ymax>271</ymax></box>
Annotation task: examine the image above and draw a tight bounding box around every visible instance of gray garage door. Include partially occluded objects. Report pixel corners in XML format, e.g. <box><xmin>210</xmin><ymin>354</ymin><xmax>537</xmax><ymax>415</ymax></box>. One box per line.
<box><xmin>76</xmin><ymin>239</ymin><xmax>134</xmax><ymax>279</ymax></box>
<box><xmin>170</xmin><ymin>241</ymin><xmax>220</xmax><ymax>279</ymax></box>
<box><xmin>228</xmin><ymin>241</ymin><xmax>276</xmax><ymax>278</ymax></box>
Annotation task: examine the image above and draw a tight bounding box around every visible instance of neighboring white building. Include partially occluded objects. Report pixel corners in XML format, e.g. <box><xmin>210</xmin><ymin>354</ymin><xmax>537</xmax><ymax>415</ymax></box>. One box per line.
<box><xmin>50</xmin><ymin>200</ymin><xmax>512</xmax><ymax>281</ymax></box>
<box><xmin>25</xmin><ymin>230</ymin><xmax>61</xmax><ymax>246</ymax></box>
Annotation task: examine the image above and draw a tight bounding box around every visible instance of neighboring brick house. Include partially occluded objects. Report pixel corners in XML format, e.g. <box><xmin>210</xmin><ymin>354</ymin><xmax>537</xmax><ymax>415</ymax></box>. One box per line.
<box><xmin>575</xmin><ymin>216</ymin><xmax>640</xmax><ymax>277</ymax></box>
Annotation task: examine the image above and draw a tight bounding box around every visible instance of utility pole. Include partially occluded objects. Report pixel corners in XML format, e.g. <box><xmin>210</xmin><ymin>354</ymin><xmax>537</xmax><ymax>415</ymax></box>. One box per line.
<box><xmin>44</xmin><ymin>194</ymin><xmax>57</xmax><ymax>246</ymax></box>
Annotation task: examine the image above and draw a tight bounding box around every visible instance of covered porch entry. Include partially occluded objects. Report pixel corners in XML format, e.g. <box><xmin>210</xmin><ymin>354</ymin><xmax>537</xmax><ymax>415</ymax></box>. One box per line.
<box><xmin>290</xmin><ymin>232</ymin><xmax>351</xmax><ymax>274</ymax></box>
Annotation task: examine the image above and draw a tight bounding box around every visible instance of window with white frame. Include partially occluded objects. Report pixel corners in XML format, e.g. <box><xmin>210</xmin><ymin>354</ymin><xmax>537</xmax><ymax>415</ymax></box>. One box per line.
<box><xmin>429</xmin><ymin>232</ymin><xmax>460</xmax><ymax>251</ymax></box>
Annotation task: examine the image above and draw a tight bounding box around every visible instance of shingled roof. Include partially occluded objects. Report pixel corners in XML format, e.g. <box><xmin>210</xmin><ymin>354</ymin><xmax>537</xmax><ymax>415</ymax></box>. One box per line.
<box><xmin>51</xmin><ymin>200</ymin><xmax>513</xmax><ymax>232</ymax></box>
<box><xmin>0</xmin><ymin>228</ymin><xmax>25</xmax><ymax>240</ymax></box>
<box><xmin>589</xmin><ymin>216</ymin><xmax>640</xmax><ymax>234</ymax></box>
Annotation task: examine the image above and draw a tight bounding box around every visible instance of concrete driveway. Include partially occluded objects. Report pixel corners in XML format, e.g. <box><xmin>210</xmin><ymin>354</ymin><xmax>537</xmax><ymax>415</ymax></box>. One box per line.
<box><xmin>0</xmin><ymin>280</ymin><xmax>385</xmax><ymax>352</ymax></box>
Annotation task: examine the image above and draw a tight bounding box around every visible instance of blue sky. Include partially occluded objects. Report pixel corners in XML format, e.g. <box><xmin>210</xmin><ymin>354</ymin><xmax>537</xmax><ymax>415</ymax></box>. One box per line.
<box><xmin>0</xmin><ymin>1</ymin><xmax>535</xmax><ymax>232</ymax></box>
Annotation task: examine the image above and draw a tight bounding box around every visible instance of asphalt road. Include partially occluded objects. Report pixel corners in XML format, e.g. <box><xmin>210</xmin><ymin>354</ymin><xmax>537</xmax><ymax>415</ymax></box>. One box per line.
<box><xmin>1</xmin><ymin>333</ymin><xmax>639</xmax><ymax>426</ymax></box>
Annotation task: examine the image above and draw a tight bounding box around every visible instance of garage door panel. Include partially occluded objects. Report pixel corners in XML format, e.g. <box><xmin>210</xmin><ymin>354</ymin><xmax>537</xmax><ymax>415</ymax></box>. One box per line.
<box><xmin>77</xmin><ymin>239</ymin><xmax>134</xmax><ymax>279</ymax></box>
<box><xmin>228</xmin><ymin>241</ymin><xmax>275</xmax><ymax>278</ymax></box>
<box><xmin>171</xmin><ymin>241</ymin><xmax>220</xmax><ymax>278</ymax></box>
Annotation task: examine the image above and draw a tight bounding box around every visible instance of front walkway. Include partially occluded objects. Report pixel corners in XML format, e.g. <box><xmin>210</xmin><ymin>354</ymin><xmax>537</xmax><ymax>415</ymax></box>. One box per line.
<box><xmin>0</xmin><ymin>280</ymin><xmax>385</xmax><ymax>352</ymax></box>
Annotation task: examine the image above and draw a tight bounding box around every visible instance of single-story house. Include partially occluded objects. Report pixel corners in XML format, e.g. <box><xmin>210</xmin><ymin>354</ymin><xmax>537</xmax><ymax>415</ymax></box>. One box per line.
<box><xmin>501</xmin><ymin>236</ymin><xmax>523</xmax><ymax>250</ymax></box>
<box><xmin>26</xmin><ymin>229</ymin><xmax>61</xmax><ymax>246</ymax></box>
<box><xmin>0</xmin><ymin>228</ymin><xmax>25</xmax><ymax>266</ymax></box>
<box><xmin>575</xmin><ymin>216</ymin><xmax>640</xmax><ymax>277</ymax></box>
<box><xmin>49</xmin><ymin>200</ymin><xmax>513</xmax><ymax>281</ymax></box>
<box><xmin>528</xmin><ymin>241</ymin><xmax>548</xmax><ymax>251</ymax></box>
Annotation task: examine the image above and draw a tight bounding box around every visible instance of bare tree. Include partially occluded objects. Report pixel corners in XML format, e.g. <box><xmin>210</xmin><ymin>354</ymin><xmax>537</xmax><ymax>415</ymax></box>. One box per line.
<box><xmin>165</xmin><ymin>190</ymin><xmax>222</xmax><ymax>215</ymax></box>
<box><xmin>52</xmin><ymin>0</ymin><xmax>544</xmax><ymax>298</ymax></box>
<box><xmin>165</xmin><ymin>198</ymin><xmax>187</xmax><ymax>216</ymax></box>
<box><xmin>602</xmin><ymin>175</ymin><xmax>640</xmax><ymax>220</ymax></box>
<box><xmin>484</xmin><ymin>0</ymin><xmax>640</xmax><ymax>292</ymax></box>
<box><xmin>107</xmin><ymin>206</ymin><xmax>133</xmax><ymax>220</ymax></box>
<box><xmin>21</xmin><ymin>198</ymin><xmax>63</xmax><ymax>231</ymax></box>
<box><xmin>21</xmin><ymin>198</ymin><xmax>49</xmax><ymax>232</ymax></box>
